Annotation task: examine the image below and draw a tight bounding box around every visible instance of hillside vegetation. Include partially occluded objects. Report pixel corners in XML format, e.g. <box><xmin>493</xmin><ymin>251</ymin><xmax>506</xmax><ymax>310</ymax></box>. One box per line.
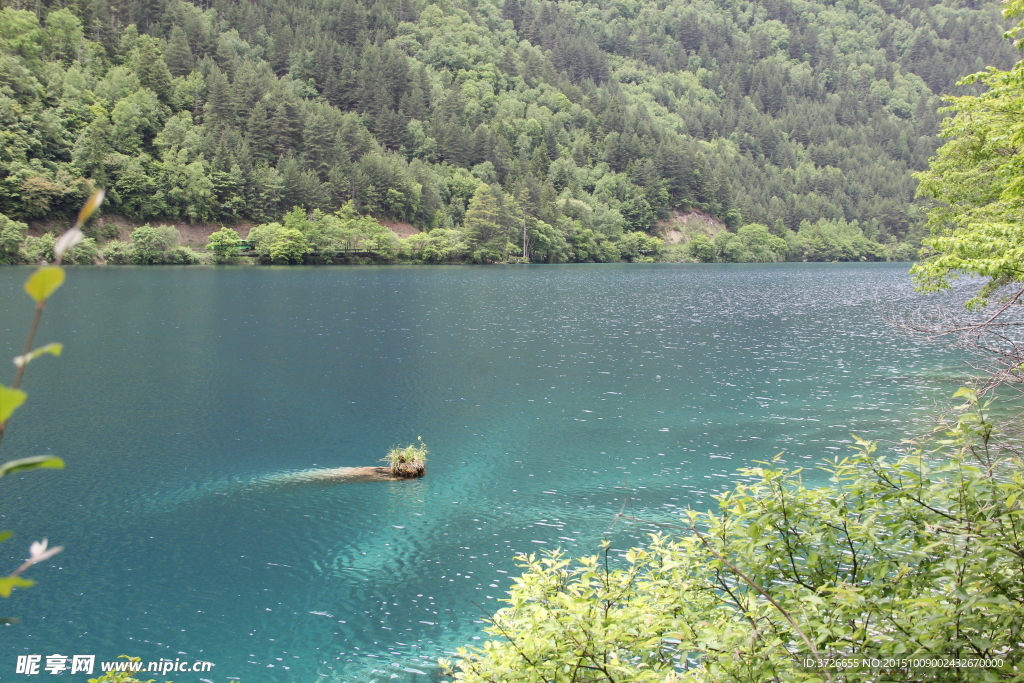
<box><xmin>0</xmin><ymin>0</ymin><xmax>1018</xmax><ymax>263</ymax></box>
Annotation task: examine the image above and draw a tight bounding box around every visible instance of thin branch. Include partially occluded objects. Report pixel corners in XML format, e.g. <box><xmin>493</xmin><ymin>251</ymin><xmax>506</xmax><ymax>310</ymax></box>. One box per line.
<box><xmin>0</xmin><ymin>299</ymin><xmax>46</xmax><ymax>450</ymax></box>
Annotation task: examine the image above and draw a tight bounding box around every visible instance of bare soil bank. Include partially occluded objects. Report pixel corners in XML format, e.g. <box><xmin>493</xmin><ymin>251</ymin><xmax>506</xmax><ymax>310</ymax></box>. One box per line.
<box><xmin>656</xmin><ymin>209</ymin><xmax>727</xmax><ymax>245</ymax></box>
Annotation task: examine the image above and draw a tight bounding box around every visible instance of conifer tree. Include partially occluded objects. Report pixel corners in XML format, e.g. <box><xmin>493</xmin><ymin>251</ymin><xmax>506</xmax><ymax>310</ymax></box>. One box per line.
<box><xmin>164</xmin><ymin>25</ymin><xmax>194</xmax><ymax>78</ymax></box>
<box><xmin>464</xmin><ymin>183</ymin><xmax>504</xmax><ymax>247</ymax></box>
<box><xmin>72</xmin><ymin>110</ymin><xmax>114</xmax><ymax>187</ymax></box>
<box><xmin>132</xmin><ymin>36</ymin><xmax>173</xmax><ymax>103</ymax></box>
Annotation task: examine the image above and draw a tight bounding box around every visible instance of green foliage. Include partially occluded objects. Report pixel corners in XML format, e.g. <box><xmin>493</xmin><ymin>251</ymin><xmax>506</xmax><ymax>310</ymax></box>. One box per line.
<box><xmin>0</xmin><ymin>455</ymin><xmax>65</xmax><ymax>479</ymax></box>
<box><xmin>788</xmin><ymin>219</ymin><xmax>888</xmax><ymax>262</ymax></box>
<box><xmin>687</xmin><ymin>234</ymin><xmax>716</xmax><ymax>263</ymax></box>
<box><xmin>244</xmin><ymin>221</ymin><xmax>282</xmax><ymax>258</ymax></box>
<box><xmin>0</xmin><ymin>386</ymin><xmax>27</xmax><ymax>423</ymax></box>
<box><xmin>18</xmin><ymin>234</ymin><xmax>55</xmax><ymax>265</ymax></box>
<box><xmin>913</xmin><ymin>0</ymin><xmax>1024</xmax><ymax>307</ymax></box>
<box><xmin>207</xmin><ymin>227</ymin><xmax>242</xmax><ymax>263</ymax></box>
<box><xmin>403</xmin><ymin>228</ymin><xmax>469</xmax><ymax>263</ymax></box>
<box><xmin>24</xmin><ymin>266</ymin><xmax>65</xmax><ymax>302</ymax></box>
<box><xmin>0</xmin><ymin>192</ymin><xmax>101</xmax><ymax>617</ymax></box>
<box><xmin>446</xmin><ymin>390</ymin><xmax>1024</xmax><ymax>682</ymax></box>
<box><xmin>100</xmin><ymin>240</ymin><xmax>134</xmax><ymax>264</ymax></box>
<box><xmin>12</xmin><ymin>342</ymin><xmax>61</xmax><ymax>368</ymax></box>
<box><xmin>712</xmin><ymin>223</ymin><xmax>789</xmax><ymax>263</ymax></box>
<box><xmin>0</xmin><ymin>576</ymin><xmax>34</xmax><ymax>598</ymax></box>
<box><xmin>618</xmin><ymin>231</ymin><xmax>664</xmax><ymax>262</ymax></box>
<box><xmin>268</xmin><ymin>227</ymin><xmax>310</xmax><ymax>264</ymax></box>
<box><xmin>128</xmin><ymin>225</ymin><xmax>178</xmax><ymax>264</ymax></box>
<box><xmin>165</xmin><ymin>245</ymin><xmax>202</xmax><ymax>264</ymax></box>
<box><xmin>246</xmin><ymin>204</ymin><xmax>405</xmax><ymax>263</ymax></box>
<box><xmin>382</xmin><ymin>437</ymin><xmax>427</xmax><ymax>478</ymax></box>
<box><xmin>907</xmin><ymin>1</ymin><xmax>1024</xmax><ymax>389</ymax></box>
<box><xmin>686</xmin><ymin>220</ymin><xmax>886</xmax><ymax>264</ymax></box>
<box><xmin>63</xmin><ymin>237</ymin><xmax>99</xmax><ymax>265</ymax></box>
<box><xmin>1</xmin><ymin>0</ymin><xmax>1014</xmax><ymax>257</ymax></box>
<box><xmin>915</xmin><ymin>223</ymin><xmax>1024</xmax><ymax>308</ymax></box>
<box><xmin>128</xmin><ymin>225</ymin><xmax>202</xmax><ymax>264</ymax></box>
<box><xmin>464</xmin><ymin>182</ymin><xmax>505</xmax><ymax>250</ymax></box>
<box><xmin>0</xmin><ymin>214</ymin><xmax>27</xmax><ymax>264</ymax></box>
<box><xmin>91</xmin><ymin>225</ymin><xmax>198</xmax><ymax>264</ymax></box>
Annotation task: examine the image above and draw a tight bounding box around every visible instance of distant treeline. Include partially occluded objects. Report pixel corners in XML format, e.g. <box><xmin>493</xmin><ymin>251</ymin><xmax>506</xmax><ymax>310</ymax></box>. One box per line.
<box><xmin>1</xmin><ymin>203</ymin><xmax>917</xmax><ymax>265</ymax></box>
<box><xmin>0</xmin><ymin>0</ymin><xmax>1017</xmax><ymax>262</ymax></box>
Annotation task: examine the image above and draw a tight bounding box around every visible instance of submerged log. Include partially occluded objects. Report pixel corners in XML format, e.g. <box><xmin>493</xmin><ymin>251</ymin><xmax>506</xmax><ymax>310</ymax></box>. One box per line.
<box><xmin>391</xmin><ymin>460</ymin><xmax>426</xmax><ymax>478</ymax></box>
<box><xmin>284</xmin><ymin>466</ymin><xmax>420</xmax><ymax>483</ymax></box>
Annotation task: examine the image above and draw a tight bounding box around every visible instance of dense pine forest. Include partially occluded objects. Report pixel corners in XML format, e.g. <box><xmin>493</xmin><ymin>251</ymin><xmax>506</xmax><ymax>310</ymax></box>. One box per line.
<box><xmin>0</xmin><ymin>0</ymin><xmax>1018</xmax><ymax>263</ymax></box>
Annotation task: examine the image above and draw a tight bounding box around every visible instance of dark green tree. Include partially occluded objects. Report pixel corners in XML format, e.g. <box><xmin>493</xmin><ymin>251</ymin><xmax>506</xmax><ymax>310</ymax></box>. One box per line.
<box><xmin>164</xmin><ymin>26</ymin><xmax>194</xmax><ymax>78</ymax></box>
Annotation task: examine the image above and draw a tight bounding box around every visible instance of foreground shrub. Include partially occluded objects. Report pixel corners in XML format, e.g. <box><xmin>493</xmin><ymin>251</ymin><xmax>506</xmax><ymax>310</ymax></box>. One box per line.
<box><xmin>444</xmin><ymin>390</ymin><xmax>1024</xmax><ymax>682</ymax></box>
<box><xmin>86</xmin><ymin>656</ymin><xmax>169</xmax><ymax>683</ymax></box>
<box><xmin>2</xmin><ymin>191</ymin><xmax>104</xmax><ymax>615</ymax></box>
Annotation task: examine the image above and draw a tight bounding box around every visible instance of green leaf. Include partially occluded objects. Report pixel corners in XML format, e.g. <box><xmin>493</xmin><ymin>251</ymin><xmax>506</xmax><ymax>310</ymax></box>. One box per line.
<box><xmin>75</xmin><ymin>189</ymin><xmax>105</xmax><ymax>227</ymax></box>
<box><xmin>24</xmin><ymin>266</ymin><xmax>65</xmax><ymax>302</ymax></box>
<box><xmin>12</xmin><ymin>343</ymin><xmax>63</xmax><ymax>369</ymax></box>
<box><xmin>0</xmin><ymin>456</ymin><xmax>65</xmax><ymax>479</ymax></box>
<box><xmin>951</xmin><ymin>387</ymin><xmax>977</xmax><ymax>401</ymax></box>
<box><xmin>0</xmin><ymin>532</ymin><xmax>11</xmax><ymax>543</ymax></box>
<box><xmin>0</xmin><ymin>576</ymin><xmax>34</xmax><ymax>598</ymax></box>
<box><xmin>0</xmin><ymin>385</ymin><xmax>27</xmax><ymax>423</ymax></box>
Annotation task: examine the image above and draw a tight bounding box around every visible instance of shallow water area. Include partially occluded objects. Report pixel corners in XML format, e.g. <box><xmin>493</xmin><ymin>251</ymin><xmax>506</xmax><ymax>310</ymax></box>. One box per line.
<box><xmin>0</xmin><ymin>263</ymin><xmax>967</xmax><ymax>682</ymax></box>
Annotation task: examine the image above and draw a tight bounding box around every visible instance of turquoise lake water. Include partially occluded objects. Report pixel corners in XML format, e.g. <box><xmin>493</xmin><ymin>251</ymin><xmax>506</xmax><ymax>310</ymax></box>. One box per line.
<box><xmin>0</xmin><ymin>263</ymin><xmax>967</xmax><ymax>682</ymax></box>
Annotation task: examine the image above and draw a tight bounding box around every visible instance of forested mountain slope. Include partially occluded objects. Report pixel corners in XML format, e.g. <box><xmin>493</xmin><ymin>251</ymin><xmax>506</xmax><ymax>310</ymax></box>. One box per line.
<box><xmin>0</xmin><ymin>0</ymin><xmax>1018</xmax><ymax>262</ymax></box>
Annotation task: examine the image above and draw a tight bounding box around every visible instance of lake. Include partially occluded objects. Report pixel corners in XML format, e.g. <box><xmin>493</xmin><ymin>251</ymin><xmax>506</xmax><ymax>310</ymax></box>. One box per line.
<box><xmin>0</xmin><ymin>263</ymin><xmax>966</xmax><ymax>682</ymax></box>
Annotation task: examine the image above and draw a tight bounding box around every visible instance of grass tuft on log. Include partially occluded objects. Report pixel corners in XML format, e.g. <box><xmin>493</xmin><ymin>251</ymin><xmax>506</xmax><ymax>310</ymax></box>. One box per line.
<box><xmin>382</xmin><ymin>437</ymin><xmax>427</xmax><ymax>478</ymax></box>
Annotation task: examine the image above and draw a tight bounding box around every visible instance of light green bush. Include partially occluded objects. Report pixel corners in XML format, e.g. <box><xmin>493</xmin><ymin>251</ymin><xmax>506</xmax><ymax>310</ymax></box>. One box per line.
<box><xmin>268</xmin><ymin>227</ymin><xmax>309</xmax><ymax>264</ymax></box>
<box><xmin>687</xmin><ymin>234</ymin><xmax>716</xmax><ymax>262</ymax></box>
<box><xmin>164</xmin><ymin>245</ymin><xmax>201</xmax><ymax>264</ymax></box>
<box><xmin>619</xmin><ymin>231</ymin><xmax>665</xmax><ymax>262</ymax></box>
<box><xmin>788</xmin><ymin>219</ymin><xmax>888</xmax><ymax>262</ymax></box>
<box><xmin>128</xmin><ymin>225</ymin><xmax>178</xmax><ymax>264</ymax></box>
<box><xmin>85</xmin><ymin>656</ymin><xmax>168</xmax><ymax>683</ymax></box>
<box><xmin>18</xmin><ymin>234</ymin><xmax>55</xmax><ymax>264</ymax></box>
<box><xmin>245</xmin><ymin>221</ymin><xmax>285</xmax><ymax>259</ymax></box>
<box><xmin>207</xmin><ymin>227</ymin><xmax>242</xmax><ymax>263</ymax></box>
<box><xmin>402</xmin><ymin>228</ymin><xmax>470</xmax><ymax>263</ymax></box>
<box><xmin>0</xmin><ymin>213</ymin><xmax>27</xmax><ymax>264</ymax></box>
<box><xmin>445</xmin><ymin>390</ymin><xmax>1024</xmax><ymax>683</ymax></box>
<box><xmin>62</xmin><ymin>237</ymin><xmax>99</xmax><ymax>265</ymax></box>
<box><xmin>100</xmin><ymin>240</ymin><xmax>133</xmax><ymax>264</ymax></box>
